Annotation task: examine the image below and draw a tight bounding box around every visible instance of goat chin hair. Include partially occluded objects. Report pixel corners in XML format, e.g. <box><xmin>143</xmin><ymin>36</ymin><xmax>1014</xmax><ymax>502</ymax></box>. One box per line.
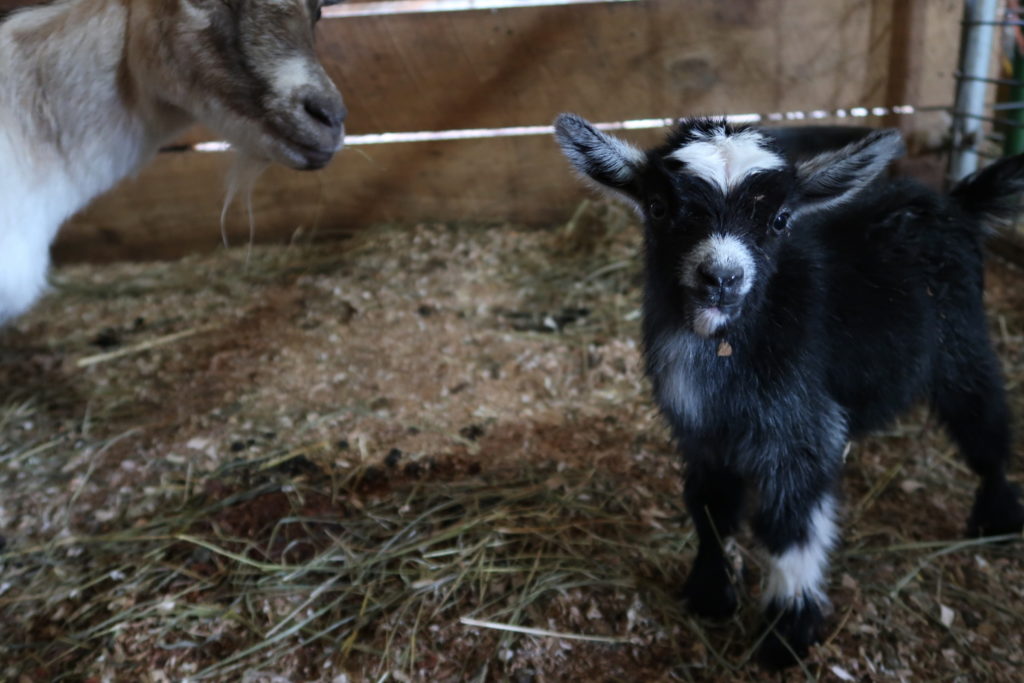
<box><xmin>220</xmin><ymin>153</ymin><xmax>270</xmax><ymax>261</ymax></box>
<box><xmin>951</xmin><ymin>153</ymin><xmax>1024</xmax><ymax>226</ymax></box>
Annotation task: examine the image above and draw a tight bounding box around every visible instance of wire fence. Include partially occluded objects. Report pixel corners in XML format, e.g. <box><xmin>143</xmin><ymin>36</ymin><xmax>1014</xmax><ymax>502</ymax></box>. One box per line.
<box><xmin>951</xmin><ymin>0</ymin><xmax>1024</xmax><ymax>244</ymax></box>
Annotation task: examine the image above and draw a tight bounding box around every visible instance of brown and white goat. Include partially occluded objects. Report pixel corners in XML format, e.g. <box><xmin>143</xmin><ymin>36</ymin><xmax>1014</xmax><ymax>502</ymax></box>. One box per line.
<box><xmin>0</xmin><ymin>0</ymin><xmax>346</xmax><ymax>323</ymax></box>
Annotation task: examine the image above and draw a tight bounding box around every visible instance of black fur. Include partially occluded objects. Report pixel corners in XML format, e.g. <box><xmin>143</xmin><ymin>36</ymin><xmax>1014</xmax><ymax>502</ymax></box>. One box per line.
<box><xmin>760</xmin><ymin>125</ymin><xmax>875</xmax><ymax>162</ymax></box>
<box><xmin>759</xmin><ymin>599</ymin><xmax>825</xmax><ymax>669</ymax></box>
<box><xmin>554</xmin><ymin>114</ymin><xmax>1024</xmax><ymax>668</ymax></box>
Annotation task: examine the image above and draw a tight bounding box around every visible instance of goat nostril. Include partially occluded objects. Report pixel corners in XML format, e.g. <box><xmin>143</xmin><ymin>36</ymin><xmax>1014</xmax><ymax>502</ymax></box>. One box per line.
<box><xmin>698</xmin><ymin>264</ymin><xmax>743</xmax><ymax>288</ymax></box>
<box><xmin>303</xmin><ymin>96</ymin><xmax>343</xmax><ymax>130</ymax></box>
<box><xmin>697</xmin><ymin>264</ymin><xmax>720</xmax><ymax>287</ymax></box>
<box><xmin>722</xmin><ymin>271</ymin><xmax>744</xmax><ymax>293</ymax></box>
<box><xmin>304</xmin><ymin>100</ymin><xmax>331</xmax><ymax>127</ymax></box>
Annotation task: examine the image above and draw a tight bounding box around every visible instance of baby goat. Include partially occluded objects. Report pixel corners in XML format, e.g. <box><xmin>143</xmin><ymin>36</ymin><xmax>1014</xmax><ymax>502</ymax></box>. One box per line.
<box><xmin>555</xmin><ymin>114</ymin><xmax>1024</xmax><ymax>668</ymax></box>
<box><xmin>0</xmin><ymin>0</ymin><xmax>346</xmax><ymax>324</ymax></box>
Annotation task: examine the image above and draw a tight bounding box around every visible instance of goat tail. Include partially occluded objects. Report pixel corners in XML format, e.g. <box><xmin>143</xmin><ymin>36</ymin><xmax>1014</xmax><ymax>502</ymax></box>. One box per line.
<box><xmin>950</xmin><ymin>153</ymin><xmax>1024</xmax><ymax>227</ymax></box>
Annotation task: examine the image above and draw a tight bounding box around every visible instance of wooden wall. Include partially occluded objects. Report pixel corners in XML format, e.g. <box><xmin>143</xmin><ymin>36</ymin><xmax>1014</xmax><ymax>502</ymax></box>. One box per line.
<box><xmin>5</xmin><ymin>0</ymin><xmax>962</xmax><ymax>261</ymax></box>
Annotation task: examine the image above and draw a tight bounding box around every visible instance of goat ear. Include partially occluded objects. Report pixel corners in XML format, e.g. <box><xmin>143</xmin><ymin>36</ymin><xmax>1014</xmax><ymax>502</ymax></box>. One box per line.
<box><xmin>790</xmin><ymin>129</ymin><xmax>905</xmax><ymax>219</ymax></box>
<box><xmin>554</xmin><ymin>113</ymin><xmax>646</xmax><ymax>205</ymax></box>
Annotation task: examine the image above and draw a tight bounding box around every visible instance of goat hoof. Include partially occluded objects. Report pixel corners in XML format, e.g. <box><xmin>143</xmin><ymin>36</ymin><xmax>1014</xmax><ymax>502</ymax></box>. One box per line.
<box><xmin>680</xmin><ymin>569</ymin><xmax>738</xmax><ymax>620</ymax></box>
<box><xmin>757</xmin><ymin>601</ymin><xmax>823</xmax><ymax>670</ymax></box>
<box><xmin>967</xmin><ymin>481</ymin><xmax>1024</xmax><ymax>538</ymax></box>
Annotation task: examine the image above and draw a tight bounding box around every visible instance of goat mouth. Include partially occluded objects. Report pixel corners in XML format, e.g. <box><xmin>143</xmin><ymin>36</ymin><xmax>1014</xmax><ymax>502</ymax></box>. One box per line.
<box><xmin>268</xmin><ymin>122</ymin><xmax>344</xmax><ymax>171</ymax></box>
<box><xmin>278</xmin><ymin>135</ymin><xmax>341</xmax><ymax>170</ymax></box>
<box><xmin>691</xmin><ymin>305</ymin><xmax>738</xmax><ymax>338</ymax></box>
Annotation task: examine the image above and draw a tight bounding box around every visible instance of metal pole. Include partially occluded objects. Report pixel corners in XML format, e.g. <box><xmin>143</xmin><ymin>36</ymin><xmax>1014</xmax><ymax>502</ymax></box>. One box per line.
<box><xmin>951</xmin><ymin>0</ymin><xmax>1000</xmax><ymax>180</ymax></box>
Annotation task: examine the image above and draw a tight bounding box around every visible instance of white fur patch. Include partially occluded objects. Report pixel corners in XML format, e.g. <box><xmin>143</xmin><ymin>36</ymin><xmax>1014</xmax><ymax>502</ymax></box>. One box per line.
<box><xmin>650</xmin><ymin>332</ymin><xmax>704</xmax><ymax>424</ymax></box>
<box><xmin>0</xmin><ymin>2</ymin><xmax>174</xmax><ymax>323</ymax></box>
<box><xmin>669</xmin><ymin>128</ymin><xmax>784</xmax><ymax>193</ymax></box>
<box><xmin>180</xmin><ymin>0</ymin><xmax>213</xmax><ymax>30</ymax></box>
<box><xmin>692</xmin><ymin>308</ymin><xmax>729</xmax><ymax>337</ymax></box>
<box><xmin>270</xmin><ymin>56</ymin><xmax>316</xmax><ymax>95</ymax></box>
<box><xmin>681</xmin><ymin>233</ymin><xmax>757</xmax><ymax>296</ymax></box>
<box><xmin>601</xmin><ymin>135</ymin><xmax>647</xmax><ymax>182</ymax></box>
<box><xmin>763</xmin><ymin>496</ymin><xmax>838</xmax><ymax>607</ymax></box>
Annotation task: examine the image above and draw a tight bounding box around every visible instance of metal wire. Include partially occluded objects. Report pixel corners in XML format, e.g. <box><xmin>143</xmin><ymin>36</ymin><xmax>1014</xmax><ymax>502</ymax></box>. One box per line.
<box><xmin>964</xmin><ymin>19</ymin><xmax>1024</xmax><ymax>25</ymax></box>
<box><xmin>955</xmin><ymin>72</ymin><xmax>1024</xmax><ymax>87</ymax></box>
<box><xmin>952</xmin><ymin>111</ymin><xmax>1024</xmax><ymax>128</ymax></box>
<box><xmin>949</xmin><ymin>1</ymin><xmax>1024</xmax><ymax>243</ymax></box>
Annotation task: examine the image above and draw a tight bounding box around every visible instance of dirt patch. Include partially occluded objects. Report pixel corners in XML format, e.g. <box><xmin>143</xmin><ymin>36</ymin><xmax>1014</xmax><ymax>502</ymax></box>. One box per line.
<box><xmin>1</xmin><ymin>213</ymin><xmax>1023</xmax><ymax>681</ymax></box>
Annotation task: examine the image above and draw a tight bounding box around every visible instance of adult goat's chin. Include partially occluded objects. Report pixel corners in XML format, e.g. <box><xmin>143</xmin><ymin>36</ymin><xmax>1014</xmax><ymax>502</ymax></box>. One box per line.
<box><xmin>272</xmin><ymin>122</ymin><xmax>347</xmax><ymax>171</ymax></box>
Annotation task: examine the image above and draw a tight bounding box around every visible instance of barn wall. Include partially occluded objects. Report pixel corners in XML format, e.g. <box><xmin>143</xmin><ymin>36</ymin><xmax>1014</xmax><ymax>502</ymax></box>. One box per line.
<box><xmin>11</xmin><ymin>0</ymin><xmax>959</xmax><ymax>262</ymax></box>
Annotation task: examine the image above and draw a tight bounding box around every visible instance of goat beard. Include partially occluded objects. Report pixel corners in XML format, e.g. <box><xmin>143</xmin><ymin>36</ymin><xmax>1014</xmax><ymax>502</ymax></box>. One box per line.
<box><xmin>691</xmin><ymin>306</ymin><xmax>733</xmax><ymax>338</ymax></box>
<box><xmin>220</xmin><ymin>153</ymin><xmax>271</xmax><ymax>260</ymax></box>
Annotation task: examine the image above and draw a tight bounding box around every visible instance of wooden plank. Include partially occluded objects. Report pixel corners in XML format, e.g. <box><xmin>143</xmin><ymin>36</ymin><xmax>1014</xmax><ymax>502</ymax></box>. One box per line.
<box><xmin>917</xmin><ymin>0</ymin><xmax>962</xmax><ymax>108</ymax></box>
<box><xmin>52</xmin><ymin>0</ymin><xmax>965</xmax><ymax>262</ymax></box>
<box><xmin>0</xmin><ymin>0</ymin><xmax>36</xmax><ymax>9</ymax></box>
<box><xmin>56</xmin><ymin>128</ymin><xmax>663</xmax><ymax>263</ymax></box>
<box><xmin>166</xmin><ymin>0</ymin><xmax>955</xmax><ymax>140</ymax></box>
<box><xmin>325</xmin><ymin>0</ymin><xmax>954</xmax><ymax>131</ymax></box>
<box><xmin>882</xmin><ymin>0</ymin><xmax>926</xmax><ymax>129</ymax></box>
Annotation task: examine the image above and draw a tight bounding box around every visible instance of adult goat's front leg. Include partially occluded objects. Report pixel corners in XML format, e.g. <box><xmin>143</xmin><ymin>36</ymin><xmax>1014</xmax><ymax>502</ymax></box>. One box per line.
<box><xmin>680</xmin><ymin>461</ymin><xmax>746</xmax><ymax>619</ymax></box>
<box><xmin>753</xmin><ymin>489</ymin><xmax>839</xmax><ymax>669</ymax></box>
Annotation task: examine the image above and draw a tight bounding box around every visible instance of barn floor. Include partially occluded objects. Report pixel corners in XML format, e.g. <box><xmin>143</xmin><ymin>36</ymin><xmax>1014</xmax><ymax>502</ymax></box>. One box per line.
<box><xmin>1</xmin><ymin>207</ymin><xmax>1023</xmax><ymax>682</ymax></box>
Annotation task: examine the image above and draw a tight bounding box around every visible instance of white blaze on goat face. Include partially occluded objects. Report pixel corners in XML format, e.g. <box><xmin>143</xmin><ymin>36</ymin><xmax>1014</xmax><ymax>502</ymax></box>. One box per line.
<box><xmin>269</xmin><ymin>55</ymin><xmax>317</xmax><ymax>96</ymax></box>
<box><xmin>669</xmin><ymin>128</ymin><xmax>785</xmax><ymax>194</ymax></box>
<box><xmin>763</xmin><ymin>495</ymin><xmax>838</xmax><ymax>608</ymax></box>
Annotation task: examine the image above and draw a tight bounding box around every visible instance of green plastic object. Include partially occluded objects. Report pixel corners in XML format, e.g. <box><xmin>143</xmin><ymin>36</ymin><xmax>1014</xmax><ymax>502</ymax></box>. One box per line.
<box><xmin>1004</xmin><ymin>46</ymin><xmax>1024</xmax><ymax>156</ymax></box>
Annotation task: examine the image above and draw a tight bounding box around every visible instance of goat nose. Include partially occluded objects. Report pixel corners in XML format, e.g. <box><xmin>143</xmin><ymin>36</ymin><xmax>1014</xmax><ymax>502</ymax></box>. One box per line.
<box><xmin>698</xmin><ymin>263</ymin><xmax>744</xmax><ymax>291</ymax></box>
<box><xmin>302</xmin><ymin>93</ymin><xmax>346</xmax><ymax>131</ymax></box>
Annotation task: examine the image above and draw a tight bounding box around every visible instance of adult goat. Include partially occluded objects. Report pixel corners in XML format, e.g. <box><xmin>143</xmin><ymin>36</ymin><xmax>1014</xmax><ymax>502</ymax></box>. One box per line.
<box><xmin>0</xmin><ymin>0</ymin><xmax>346</xmax><ymax>323</ymax></box>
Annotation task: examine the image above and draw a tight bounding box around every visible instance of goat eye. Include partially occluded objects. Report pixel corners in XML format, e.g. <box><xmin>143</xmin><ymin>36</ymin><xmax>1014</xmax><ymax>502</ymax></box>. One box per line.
<box><xmin>772</xmin><ymin>211</ymin><xmax>791</xmax><ymax>234</ymax></box>
<box><xmin>648</xmin><ymin>198</ymin><xmax>667</xmax><ymax>220</ymax></box>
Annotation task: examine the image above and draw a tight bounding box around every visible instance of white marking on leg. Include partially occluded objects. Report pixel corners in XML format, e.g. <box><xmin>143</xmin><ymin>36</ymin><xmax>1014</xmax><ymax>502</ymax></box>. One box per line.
<box><xmin>763</xmin><ymin>495</ymin><xmax>838</xmax><ymax>607</ymax></box>
<box><xmin>681</xmin><ymin>233</ymin><xmax>757</xmax><ymax>296</ymax></box>
<box><xmin>669</xmin><ymin>129</ymin><xmax>784</xmax><ymax>193</ymax></box>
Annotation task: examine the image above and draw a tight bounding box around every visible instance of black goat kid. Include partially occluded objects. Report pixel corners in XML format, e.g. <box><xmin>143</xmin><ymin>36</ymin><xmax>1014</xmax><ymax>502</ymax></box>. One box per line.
<box><xmin>554</xmin><ymin>114</ymin><xmax>1024</xmax><ymax>668</ymax></box>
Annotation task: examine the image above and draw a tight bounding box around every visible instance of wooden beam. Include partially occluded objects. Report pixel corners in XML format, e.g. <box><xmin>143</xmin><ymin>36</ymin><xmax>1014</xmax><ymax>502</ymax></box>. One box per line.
<box><xmin>882</xmin><ymin>0</ymin><xmax>928</xmax><ymax>131</ymax></box>
<box><xmin>56</xmin><ymin>129</ymin><xmax>663</xmax><ymax>263</ymax></box>
<box><xmin>47</xmin><ymin>0</ymin><xmax>965</xmax><ymax>262</ymax></box>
